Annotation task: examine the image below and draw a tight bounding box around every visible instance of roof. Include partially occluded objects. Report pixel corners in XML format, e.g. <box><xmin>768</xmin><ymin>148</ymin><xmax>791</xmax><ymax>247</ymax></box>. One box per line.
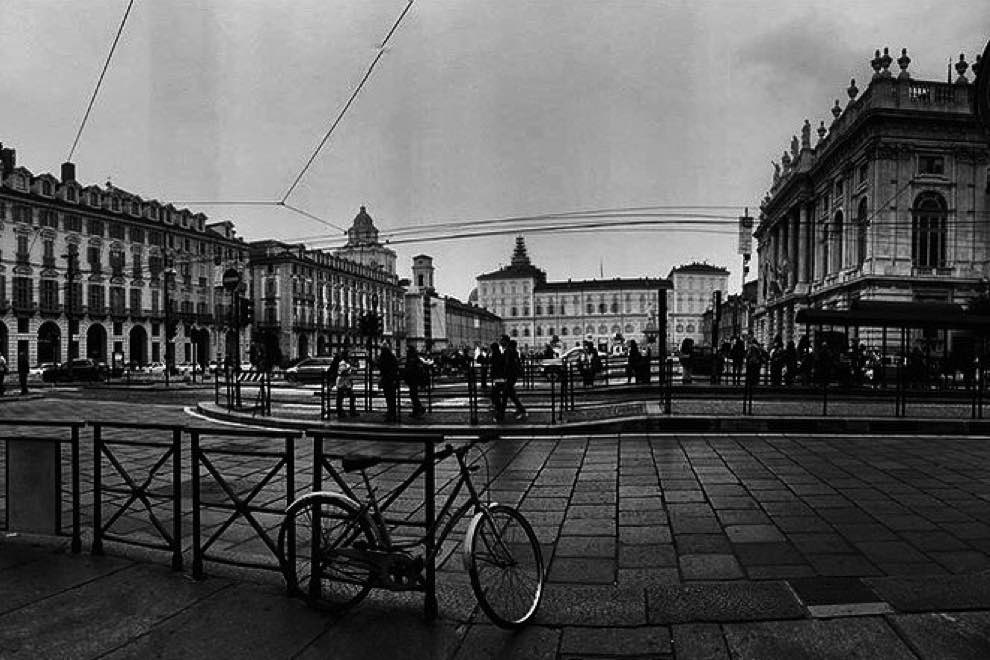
<box><xmin>476</xmin><ymin>263</ymin><xmax>548</xmax><ymax>282</ymax></box>
<box><xmin>668</xmin><ymin>262</ymin><xmax>730</xmax><ymax>277</ymax></box>
<box><xmin>536</xmin><ymin>277</ymin><xmax>671</xmax><ymax>292</ymax></box>
<box><xmin>795</xmin><ymin>300</ymin><xmax>990</xmax><ymax>330</ymax></box>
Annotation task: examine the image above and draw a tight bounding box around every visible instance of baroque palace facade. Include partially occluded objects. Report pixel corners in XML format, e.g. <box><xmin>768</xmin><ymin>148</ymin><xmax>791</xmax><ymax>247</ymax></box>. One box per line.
<box><xmin>474</xmin><ymin>237</ymin><xmax>671</xmax><ymax>353</ymax></box>
<box><xmin>0</xmin><ymin>143</ymin><xmax>248</xmax><ymax>369</ymax></box>
<box><xmin>247</xmin><ymin>207</ymin><xmax>404</xmax><ymax>362</ymax></box>
<box><xmin>753</xmin><ymin>48</ymin><xmax>990</xmax><ymax>344</ymax></box>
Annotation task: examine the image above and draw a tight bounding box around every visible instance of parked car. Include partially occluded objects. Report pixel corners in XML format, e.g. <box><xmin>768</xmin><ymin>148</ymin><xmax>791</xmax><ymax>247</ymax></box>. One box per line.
<box><xmin>30</xmin><ymin>362</ymin><xmax>57</xmax><ymax>378</ymax></box>
<box><xmin>45</xmin><ymin>358</ymin><xmax>107</xmax><ymax>382</ymax></box>
<box><xmin>239</xmin><ymin>361</ymin><xmax>254</xmax><ymax>373</ymax></box>
<box><xmin>284</xmin><ymin>356</ymin><xmax>336</xmax><ymax>384</ymax></box>
<box><xmin>146</xmin><ymin>361</ymin><xmax>167</xmax><ymax>374</ymax></box>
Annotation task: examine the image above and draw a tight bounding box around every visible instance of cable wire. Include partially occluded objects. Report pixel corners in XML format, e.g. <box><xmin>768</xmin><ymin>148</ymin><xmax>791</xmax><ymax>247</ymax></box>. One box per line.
<box><xmin>280</xmin><ymin>0</ymin><xmax>414</xmax><ymax>203</ymax></box>
<box><xmin>67</xmin><ymin>0</ymin><xmax>136</xmax><ymax>162</ymax></box>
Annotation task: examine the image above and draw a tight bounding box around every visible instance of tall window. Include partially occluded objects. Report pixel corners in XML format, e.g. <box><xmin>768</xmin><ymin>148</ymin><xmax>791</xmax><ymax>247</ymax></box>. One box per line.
<box><xmin>856</xmin><ymin>197</ymin><xmax>868</xmax><ymax>267</ymax></box>
<box><xmin>13</xmin><ymin>277</ymin><xmax>33</xmax><ymax>306</ymax></box>
<box><xmin>832</xmin><ymin>211</ymin><xmax>844</xmax><ymax>272</ymax></box>
<box><xmin>16</xmin><ymin>235</ymin><xmax>29</xmax><ymax>263</ymax></box>
<box><xmin>88</xmin><ymin>284</ymin><xmax>105</xmax><ymax>311</ymax></box>
<box><xmin>912</xmin><ymin>192</ymin><xmax>947</xmax><ymax>269</ymax></box>
<box><xmin>40</xmin><ymin>280</ymin><xmax>58</xmax><ymax>310</ymax></box>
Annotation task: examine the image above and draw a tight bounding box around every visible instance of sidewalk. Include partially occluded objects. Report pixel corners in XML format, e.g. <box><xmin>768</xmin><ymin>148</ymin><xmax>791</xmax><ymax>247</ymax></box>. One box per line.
<box><xmin>1</xmin><ymin>536</ymin><xmax>988</xmax><ymax>659</ymax></box>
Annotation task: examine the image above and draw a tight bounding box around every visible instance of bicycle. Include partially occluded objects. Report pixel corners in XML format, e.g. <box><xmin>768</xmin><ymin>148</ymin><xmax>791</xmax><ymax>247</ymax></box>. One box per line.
<box><xmin>276</xmin><ymin>435</ymin><xmax>545</xmax><ymax>628</ymax></box>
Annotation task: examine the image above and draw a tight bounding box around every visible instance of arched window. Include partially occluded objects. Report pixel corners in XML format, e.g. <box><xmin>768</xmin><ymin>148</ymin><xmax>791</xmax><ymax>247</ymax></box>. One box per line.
<box><xmin>561</xmin><ymin>327</ymin><xmax>568</xmax><ymax>336</ymax></box>
<box><xmin>610</xmin><ymin>302</ymin><xmax>619</xmax><ymax>313</ymax></box>
<box><xmin>856</xmin><ymin>197</ymin><xmax>869</xmax><ymax>267</ymax></box>
<box><xmin>536</xmin><ymin>326</ymin><xmax>543</xmax><ymax>336</ymax></box>
<box><xmin>573</xmin><ymin>327</ymin><xmax>582</xmax><ymax>336</ymax></box>
<box><xmin>523</xmin><ymin>327</ymin><xmax>530</xmax><ymax>337</ymax></box>
<box><xmin>511</xmin><ymin>328</ymin><xmax>519</xmax><ymax>337</ymax></box>
<box><xmin>676</xmin><ymin>324</ymin><xmax>684</xmax><ymax>333</ymax></box>
<box><xmin>912</xmin><ymin>192</ymin><xmax>947</xmax><ymax>269</ymax></box>
<box><xmin>547</xmin><ymin>303</ymin><xmax>554</xmax><ymax>315</ymax></box>
<box><xmin>586</xmin><ymin>325</ymin><xmax>595</xmax><ymax>335</ymax></box>
<box><xmin>598</xmin><ymin>303</ymin><xmax>607</xmax><ymax>314</ymax></box>
<box><xmin>510</xmin><ymin>306</ymin><xmax>517</xmax><ymax>317</ymax></box>
<box><xmin>624</xmin><ymin>324</ymin><xmax>634</xmax><ymax>333</ymax></box>
<box><xmin>598</xmin><ymin>324</ymin><xmax>608</xmax><ymax>335</ymax></box>
<box><xmin>686</xmin><ymin>324</ymin><xmax>695</xmax><ymax>333</ymax></box>
<box><xmin>523</xmin><ymin>306</ymin><xmax>530</xmax><ymax>316</ymax></box>
<box><xmin>821</xmin><ymin>223</ymin><xmax>829</xmax><ymax>276</ymax></box>
<box><xmin>535</xmin><ymin>304</ymin><xmax>542</xmax><ymax>316</ymax></box>
<box><xmin>548</xmin><ymin>327</ymin><xmax>555</xmax><ymax>336</ymax></box>
<box><xmin>586</xmin><ymin>303</ymin><xmax>594</xmax><ymax>314</ymax></box>
<box><xmin>832</xmin><ymin>210</ymin><xmax>844</xmax><ymax>272</ymax></box>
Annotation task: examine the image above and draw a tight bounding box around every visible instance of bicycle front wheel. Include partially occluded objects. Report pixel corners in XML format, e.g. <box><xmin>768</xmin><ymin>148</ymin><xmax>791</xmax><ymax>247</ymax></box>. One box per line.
<box><xmin>464</xmin><ymin>504</ymin><xmax>544</xmax><ymax>628</ymax></box>
<box><xmin>277</xmin><ymin>494</ymin><xmax>376</xmax><ymax>612</ymax></box>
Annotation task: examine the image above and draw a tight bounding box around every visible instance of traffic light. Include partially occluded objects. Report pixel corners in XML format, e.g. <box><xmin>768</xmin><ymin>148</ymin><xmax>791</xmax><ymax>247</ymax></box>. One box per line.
<box><xmin>240</xmin><ymin>298</ymin><xmax>255</xmax><ymax>325</ymax></box>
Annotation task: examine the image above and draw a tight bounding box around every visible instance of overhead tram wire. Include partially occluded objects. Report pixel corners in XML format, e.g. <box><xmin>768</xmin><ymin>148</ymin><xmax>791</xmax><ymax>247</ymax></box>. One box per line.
<box><xmin>66</xmin><ymin>0</ymin><xmax>136</xmax><ymax>162</ymax></box>
<box><xmin>279</xmin><ymin>202</ymin><xmax>348</xmax><ymax>233</ymax></box>
<box><xmin>279</xmin><ymin>0</ymin><xmax>415</xmax><ymax>205</ymax></box>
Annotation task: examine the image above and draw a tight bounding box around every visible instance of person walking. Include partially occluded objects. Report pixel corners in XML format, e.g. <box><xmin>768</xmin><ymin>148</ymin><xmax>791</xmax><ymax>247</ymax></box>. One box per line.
<box><xmin>626</xmin><ymin>340</ymin><xmax>641</xmax><ymax>384</ymax></box>
<box><xmin>488</xmin><ymin>341</ymin><xmax>506</xmax><ymax>422</ymax></box>
<box><xmin>18</xmin><ymin>348</ymin><xmax>29</xmax><ymax>395</ymax></box>
<box><xmin>730</xmin><ymin>336</ymin><xmax>745</xmax><ymax>386</ymax></box>
<box><xmin>745</xmin><ymin>338</ymin><xmax>764</xmax><ymax>388</ymax></box>
<box><xmin>403</xmin><ymin>343</ymin><xmax>427</xmax><ymax>418</ymax></box>
<box><xmin>334</xmin><ymin>350</ymin><xmax>358</xmax><ymax>418</ymax></box>
<box><xmin>502</xmin><ymin>336</ymin><xmax>527</xmax><ymax>420</ymax></box>
<box><xmin>376</xmin><ymin>341</ymin><xmax>399</xmax><ymax>422</ymax></box>
<box><xmin>679</xmin><ymin>337</ymin><xmax>695</xmax><ymax>384</ymax></box>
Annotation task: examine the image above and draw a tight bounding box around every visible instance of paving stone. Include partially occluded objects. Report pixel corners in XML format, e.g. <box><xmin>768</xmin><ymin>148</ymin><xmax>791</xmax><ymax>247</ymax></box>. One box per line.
<box><xmin>723</xmin><ymin>617</ymin><xmax>915</xmax><ymax>659</ymax></box>
<box><xmin>770</xmin><ymin>516</ymin><xmax>833</xmax><ymax>533</ymax></box>
<box><xmin>868</xmin><ymin>571</ymin><xmax>990</xmax><ymax>612</ymax></box>
<box><xmin>707</xmin><ymin>495</ymin><xmax>760</xmax><ymax>509</ymax></box>
<box><xmin>665</xmin><ymin>490</ymin><xmax>707</xmax><ymax>503</ymax></box>
<box><xmin>805</xmin><ymin>554</ymin><xmax>882</xmax><ymax>577</ymax></box>
<box><xmin>732</xmin><ymin>542</ymin><xmax>805</xmax><ymax>566</ymax></box>
<box><xmin>668</xmin><ymin>503</ymin><xmax>716</xmax><ymax>517</ymax></box>
<box><xmin>670</xmin><ymin>517</ymin><xmax>723</xmax><ymax>535</ymax></box>
<box><xmin>619</xmin><ymin>525</ymin><xmax>672</xmax><ymax>545</ymax></box>
<box><xmin>646</xmin><ymin>581</ymin><xmax>803</xmax><ymax>624</ymax></box>
<box><xmin>832</xmin><ymin>523</ymin><xmax>899</xmax><ymax>542</ymax></box>
<box><xmin>725</xmin><ymin>525</ymin><xmax>785</xmax><ymax>544</ymax></box>
<box><xmin>619</xmin><ymin>544</ymin><xmax>677</xmax><ymax>568</ymax></box>
<box><xmin>898</xmin><ymin>530</ymin><xmax>969</xmax><ymax>552</ymax></box>
<box><xmin>565</xmin><ymin>504</ymin><xmax>615</xmax><ymax>520</ymax></box>
<box><xmin>569</xmin><ymin>490</ymin><xmax>616</xmax><ymax>505</ymax></box>
<box><xmin>675</xmin><ymin>534</ymin><xmax>732</xmax><ymax>555</ymax></box>
<box><xmin>619</xmin><ymin>509</ymin><xmax>668</xmax><ymax>526</ymax></box>
<box><xmin>853</xmin><ymin>541</ymin><xmax>929</xmax><ymax>564</ymax></box>
<box><xmin>787</xmin><ymin>532</ymin><xmax>854</xmax><ymax>554</ymax></box>
<box><xmin>715</xmin><ymin>509</ymin><xmax>771</xmax><ymax>525</ymax></box>
<box><xmin>560</xmin><ymin>517</ymin><xmax>615</xmax><ymax>536</ymax></box>
<box><xmin>620</xmin><ymin>496</ymin><xmax>663</xmax><ymax>511</ymax></box>
<box><xmin>930</xmin><ymin>550</ymin><xmax>990</xmax><ymax>574</ymax></box>
<box><xmin>745</xmin><ymin>565</ymin><xmax>816</xmax><ymax>580</ymax></box>
<box><xmin>452</xmin><ymin>624</ymin><xmax>561</xmax><ymax>660</ymax></box>
<box><xmin>617</xmin><ymin>568</ymin><xmax>681</xmax><ymax>588</ymax></box>
<box><xmin>548</xmin><ymin>557</ymin><xmax>616</xmax><ymax>584</ymax></box>
<box><xmin>559</xmin><ymin>626</ymin><xmax>672</xmax><ymax>656</ymax></box>
<box><xmin>672</xmin><ymin>622</ymin><xmax>730</xmax><ymax>659</ymax></box>
<box><xmin>535</xmin><ymin>584</ymin><xmax>646</xmax><ymax>626</ymax></box>
<box><xmin>555</xmin><ymin>535</ymin><xmax>616</xmax><ymax>558</ymax></box>
<box><xmin>679</xmin><ymin>554</ymin><xmax>744</xmax><ymax>581</ymax></box>
<box><xmin>888</xmin><ymin>612</ymin><xmax>990</xmax><ymax>660</ymax></box>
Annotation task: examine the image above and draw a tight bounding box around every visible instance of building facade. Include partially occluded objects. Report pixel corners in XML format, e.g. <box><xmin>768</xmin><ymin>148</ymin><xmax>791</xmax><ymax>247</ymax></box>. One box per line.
<box><xmin>248</xmin><ymin>237</ymin><xmax>403</xmax><ymax>364</ymax></box>
<box><xmin>667</xmin><ymin>262</ymin><xmax>730</xmax><ymax>350</ymax></box>
<box><xmin>475</xmin><ymin>236</ymin><xmax>671</xmax><ymax>353</ymax></box>
<box><xmin>0</xmin><ymin>143</ymin><xmax>249</xmax><ymax>369</ymax></box>
<box><xmin>718</xmin><ymin>280</ymin><xmax>758</xmax><ymax>343</ymax></box>
<box><xmin>753</xmin><ymin>49</ymin><xmax>990</xmax><ymax>346</ymax></box>
<box><xmin>404</xmin><ymin>254</ymin><xmax>502</xmax><ymax>353</ymax></box>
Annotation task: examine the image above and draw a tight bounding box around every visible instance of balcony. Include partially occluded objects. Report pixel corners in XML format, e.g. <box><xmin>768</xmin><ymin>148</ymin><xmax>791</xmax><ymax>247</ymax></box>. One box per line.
<box><xmin>42</xmin><ymin>257</ymin><xmax>57</xmax><ymax>269</ymax></box>
<box><xmin>16</xmin><ymin>252</ymin><xmax>30</xmax><ymax>266</ymax></box>
<box><xmin>131</xmin><ymin>308</ymin><xmax>148</xmax><ymax>321</ymax></box>
<box><xmin>110</xmin><ymin>306</ymin><xmax>128</xmax><ymax>321</ymax></box>
<box><xmin>12</xmin><ymin>300</ymin><xmax>36</xmax><ymax>315</ymax></box>
<box><xmin>88</xmin><ymin>305</ymin><xmax>108</xmax><ymax>319</ymax></box>
<box><xmin>197</xmin><ymin>313</ymin><xmax>215</xmax><ymax>326</ymax></box>
<box><xmin>293</xmin><ymin>320</ymin><xmax>317</xmax><ymax>332</ymax></box>
<box><xmin>39</xmin><ymin>302</ymin><xmax>62</xmax><ymax>318</ymax></box>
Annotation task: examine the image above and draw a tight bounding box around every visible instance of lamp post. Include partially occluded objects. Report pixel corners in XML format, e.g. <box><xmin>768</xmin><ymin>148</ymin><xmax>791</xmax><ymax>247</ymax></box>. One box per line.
<box><xmin>163</xmin><ymin>263</ymin><xmax>176</xmax><ymax>387</ymax></box>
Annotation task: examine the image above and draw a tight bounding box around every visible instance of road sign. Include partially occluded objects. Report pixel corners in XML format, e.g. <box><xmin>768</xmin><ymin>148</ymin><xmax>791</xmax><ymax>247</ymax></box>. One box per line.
<box><xmin>222</xmin><ymin>268</ymin><xmax>242</xmax><ymax>292</ymax></box>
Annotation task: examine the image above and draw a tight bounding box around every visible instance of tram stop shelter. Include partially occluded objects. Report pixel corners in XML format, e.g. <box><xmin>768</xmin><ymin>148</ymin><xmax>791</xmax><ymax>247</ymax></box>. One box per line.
<box><xmin>795</xmin><ymin>300</ymin><xmax>990</xmax><ymax>417</ymax></box>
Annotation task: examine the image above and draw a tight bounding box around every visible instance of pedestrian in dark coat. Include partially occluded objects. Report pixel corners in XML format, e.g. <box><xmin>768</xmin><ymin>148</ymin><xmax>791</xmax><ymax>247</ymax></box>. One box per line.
<box><xmin>376</xmin><ymin>341</ymin><xmax>399</xmax><ymax>422</ymax></box>
<box><xmin>403</xmin><ymin>343</ymin><xmax>427</xmax><ymax>418</ymax></box>
<box><xmin>489</xmin><ymin>341</ymin><xmax>506</xmax><ymax>421</ymax></box>
<box><xmin>730</xmin><ymin>336</ymin><xmax>745</xmax><ymax>386</ymax></box>
<box><xmin>502</xmin><ymin>337</ymin><xmax>526</xmax><ymax>420</ymax></box>
<box><xmin>18</xmin><ymin>348</ymin><xmax>29</xmax><ymax>395</ymax></box>
<box><xmin>626</xmin><ymin>341</ymin><xmax>641</xmax><ymax>384</ymax></box>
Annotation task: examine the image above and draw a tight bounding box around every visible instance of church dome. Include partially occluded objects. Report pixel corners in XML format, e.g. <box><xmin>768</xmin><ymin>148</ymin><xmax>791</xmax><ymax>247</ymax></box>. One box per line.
<box><xmin>346</xmin><ymin>205</ymin><xmax>380</xmax><ymax>246</ymax></box>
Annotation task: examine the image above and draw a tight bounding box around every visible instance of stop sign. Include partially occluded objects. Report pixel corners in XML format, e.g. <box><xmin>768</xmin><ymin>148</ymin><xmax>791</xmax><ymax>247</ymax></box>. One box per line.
<box><xmin>222</xmin><ymin>269</ymin><xmax>242</xmax><ymax>291</ymax></box>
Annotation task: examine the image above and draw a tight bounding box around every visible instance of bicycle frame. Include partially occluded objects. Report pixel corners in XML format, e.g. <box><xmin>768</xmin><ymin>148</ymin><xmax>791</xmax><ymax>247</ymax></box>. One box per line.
<box><xmin>320</xmin><ymin>444</ymin><xmax>489</xmax><ymax>566</ymax></box>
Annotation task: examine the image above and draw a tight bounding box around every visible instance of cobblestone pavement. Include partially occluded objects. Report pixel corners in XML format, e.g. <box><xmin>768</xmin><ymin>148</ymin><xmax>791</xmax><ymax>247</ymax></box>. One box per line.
<box><xmin>3</xmin><ymin>394</ymin><xmax>990</xmax><ymax>657</ymax></box>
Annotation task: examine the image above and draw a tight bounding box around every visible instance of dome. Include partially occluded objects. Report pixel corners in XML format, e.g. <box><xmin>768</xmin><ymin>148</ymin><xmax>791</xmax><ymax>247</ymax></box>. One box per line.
<box><xmin>346</xmin><ymin>205</ymin><xmax>380</xmax><ymax>246</ymax></box>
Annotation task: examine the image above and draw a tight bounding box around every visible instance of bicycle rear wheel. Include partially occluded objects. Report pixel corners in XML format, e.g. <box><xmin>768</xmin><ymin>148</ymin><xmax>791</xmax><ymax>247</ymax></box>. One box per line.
<box><xmin>464</xmin><ymin>504</ymin><xmax>544</xmax><ymax>628</ymax></box>
<box><xmin>277</xmin><ymin>493</ymin><xmax>376</xmax><ymax>612</ymax></box>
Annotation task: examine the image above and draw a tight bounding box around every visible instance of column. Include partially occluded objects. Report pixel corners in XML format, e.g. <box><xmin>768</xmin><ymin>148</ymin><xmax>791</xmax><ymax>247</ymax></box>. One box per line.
<box><xmin>797</xmin><ymin>205</ymin><xmax>809</xmax><ymax>284</ymax></box>
<box><xmin>790</xmin><ymin>210</ymin><xmax>800</xmax><ymax>287</ymax></box>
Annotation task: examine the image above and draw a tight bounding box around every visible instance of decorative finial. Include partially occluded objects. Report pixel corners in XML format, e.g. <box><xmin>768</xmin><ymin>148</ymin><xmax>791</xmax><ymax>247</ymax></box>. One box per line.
<box><xmin>973</xmin><ymin>54</ymin><xmax>982</xmax><ymax>79</ymax></box>
<box><xmin>955</xmin><ymin>53</ymin><xmax>970</xmax><ymax>84</ymax></box>
<box><xmin>847</xmin><ymin>78</ymin><xmax>859</xmax><ymax>100</ymax></box>
<box><xmin>781</xmin><ymin>151</ymin><xmax>792</xmax><ymax>170</ymax></box>
<box><xmin>870</xmin><ymin>49</ymin><xmax>883</xmax><ymax>80</ymax></box>
<box><xmin>801</xmin><ymin>120</ymin><xmax>811</xmax><ymax>149</ymax></box>
<box><xmin>772</xmin><ymin>161</ymin><xmax>781</xmax><ymax>184</ymax></box>
<box><xmin>790</xmin><ymin>135</ymin><xmax>799</xmax><ymax>159</ymax></box>
<box><xmin>817</xmin><ymin>120</ymin><xmax>827</xmax><ymax>143</ymax></box>
<box><xmin>896</xmin><ymin>48</ymin><xmax>911</xmax><ymax>79</ymax></box>
<box><xmin>880</xmin><ymin>47</ymin><xmax>893</xmax><ymax>77</ymax></box>
<box><xmin>831</xmin><ymin>99</ymin><xmax>842</xmax><ymax>120</ymax></box>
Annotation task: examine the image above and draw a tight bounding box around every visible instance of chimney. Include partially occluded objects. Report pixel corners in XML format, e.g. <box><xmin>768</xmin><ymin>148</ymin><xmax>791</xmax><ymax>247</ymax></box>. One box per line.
<box><xmin>0</xmin><ymin>147</ymin><xmax>15</xmax><ymax>175</ymax></box>
<box><xmin>61</xmin><ymin>161</ymin><xmax>76</xmax><ymax>183</ymax></box>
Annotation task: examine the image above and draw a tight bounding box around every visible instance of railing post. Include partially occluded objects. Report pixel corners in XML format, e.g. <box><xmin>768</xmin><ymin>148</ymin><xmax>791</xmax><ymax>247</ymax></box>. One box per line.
<box><xmin>191</xmin><ymin>430</ymin><xmax>204</xmax><ymax>580</ymax></box>
<box><xmin>171</xmin><ymin>427</ymin><xmax>183</xmax><ymax>571</ymax></box>
<box><xmin>92</xmin><ymin>423</ymin><xmax>103</xmax><ymax>556</ymax></box>
<box><xmin>427</xmin><ymin>369</ymin><xmax>433</xmax><ymax>414</ymax></box>
<box><xmin>468</xmin><ymin>365</ymin><xmax>478</xmax><ymax>426</ymax></box>
<box><xmin>550</xmin><ymin>371</ymin><xmax>557</xmax><ymax>425</ymax></box>
<box><xmin>71</xmin><ymin>424</ymin><xmax>81</xmax><ymax>554</ymax></box>
<box><xmin>214</xmin><ymin>370</ymin><xmax>219</xmax><ymax>405</ymax></box>
<box><xmin>424</xmin><ymin>439</ymin><xmax>438</xmax><ymax>621</ymax></box>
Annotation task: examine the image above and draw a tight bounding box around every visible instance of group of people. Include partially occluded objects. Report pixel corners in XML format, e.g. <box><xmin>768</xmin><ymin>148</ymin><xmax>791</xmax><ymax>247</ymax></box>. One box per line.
<box><xmin>475</xmin><ymin>335</ymin><xmax>527</xmax><ymax>422</ymax></box>
<box><xmin>325</xmin><ymin>341</ymin><xmax>432</xmax><ymax>422</ymax></box>
<box><xmin>0</xmin><ymin>349</ymin><xmax>34</xmax><ymax>397</ymax></box>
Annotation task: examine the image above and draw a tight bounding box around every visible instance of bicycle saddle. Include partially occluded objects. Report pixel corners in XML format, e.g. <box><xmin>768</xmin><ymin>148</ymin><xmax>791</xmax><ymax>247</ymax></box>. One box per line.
<box><xmin>341</xmin><ymin>454</ymin><xmax>382</xmax><ymax>472</ymax></box>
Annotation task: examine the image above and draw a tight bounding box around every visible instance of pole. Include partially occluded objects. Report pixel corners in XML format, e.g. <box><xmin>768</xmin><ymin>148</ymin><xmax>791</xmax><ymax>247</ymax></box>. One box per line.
<box><xmin>164</xmin><ymin>264</ymin><xmax>173</xmax><ymax>388</ymax></box>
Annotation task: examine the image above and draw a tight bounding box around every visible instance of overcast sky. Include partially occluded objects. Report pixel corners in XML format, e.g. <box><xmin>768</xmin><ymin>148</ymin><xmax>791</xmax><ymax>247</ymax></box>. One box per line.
<box><xmin>2</xmin><ymin>1</ymin><xmax>988</xmax><ymax>299</ymax></box>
